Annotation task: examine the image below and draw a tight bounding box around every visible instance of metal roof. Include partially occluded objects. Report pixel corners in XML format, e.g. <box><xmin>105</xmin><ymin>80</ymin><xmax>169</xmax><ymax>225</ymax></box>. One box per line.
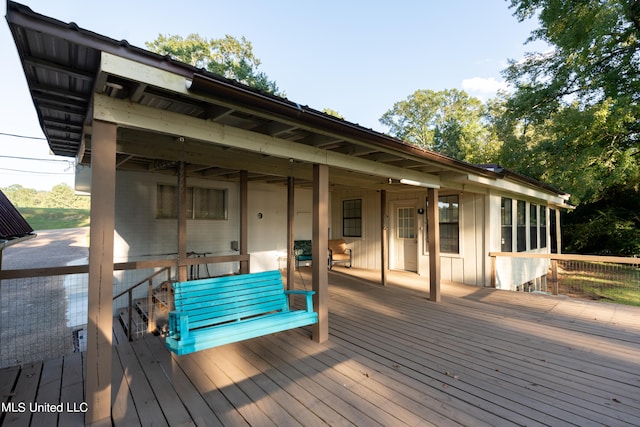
<box><xmin>0</xmin><ymin>190</ymin><xmax>33</xmax><ymax>241</ymax></box>
<box><xmin>5</xmin><ymin>1</ymin><xmax>569</xmax><ymax>199</ymax></box>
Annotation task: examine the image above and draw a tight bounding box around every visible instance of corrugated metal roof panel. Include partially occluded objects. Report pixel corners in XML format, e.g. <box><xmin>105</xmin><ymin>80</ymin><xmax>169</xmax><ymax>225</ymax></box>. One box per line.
<box><xmin>0</xmin><ymin>190</ymin><xmax>34</xmax><ymax>240</ymax></box>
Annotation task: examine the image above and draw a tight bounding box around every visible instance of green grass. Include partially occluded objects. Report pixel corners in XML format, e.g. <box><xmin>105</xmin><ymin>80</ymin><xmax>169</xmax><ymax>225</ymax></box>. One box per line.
<box><xmin>558</xmin><ymin>262</ymin><xmax>640</xmax><ymax>307</ymax></box>
<box><xmin>18</xmin><ymin>207</ymin><xmax>90</xmax><ymax>230</ymax></box>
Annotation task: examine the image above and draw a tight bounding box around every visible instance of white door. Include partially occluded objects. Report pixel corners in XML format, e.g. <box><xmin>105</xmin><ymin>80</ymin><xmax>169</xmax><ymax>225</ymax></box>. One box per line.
<box><xmin>393</xmin><ymin>206</ymin><xmax>417</xmax><ymax>272</ymax></box>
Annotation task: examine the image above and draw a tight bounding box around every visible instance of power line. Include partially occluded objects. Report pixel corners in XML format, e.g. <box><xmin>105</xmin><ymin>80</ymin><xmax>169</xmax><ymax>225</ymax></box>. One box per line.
<box><xmin>0</xmin><ymin>132</ymin><xmax>46</xmax><ymax>141</ymax></box>
<box><xmin>0</xmin><ymin>167</ymin><xmax>74</xmax><ymax>175</ymax></box>
<box><xmin>0</xmin><ymin>154</ymin><xmax>71</xmax><ymax>163</ymax></box>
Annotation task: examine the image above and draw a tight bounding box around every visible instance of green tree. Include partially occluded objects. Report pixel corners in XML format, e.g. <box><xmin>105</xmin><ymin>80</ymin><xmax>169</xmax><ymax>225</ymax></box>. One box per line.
<box><xmin>493</xmin><ymin>99</ymin><xmax>637</xmax><ymax>203</ymax></box>
<box><xmin>379</xmin><ymin>89</ymin><xmax>498</xmax><ymax>163</ymax></box>
<box><xmin>562</xmin><ymin>187</ymin><xmax>640</xmax><ymax>256</ymax></box>
<box><xmin>44</xmin><ymin>183</ymin><xmax>75</xmax><ymax>208</ymax></box>
<box><xmin>2</xmin><ymin>184</ymin><xmax>38</xmax><ymax>207</ymax></box>
<box><xmin>503</xmin><ymin>0</ymin><xmax>640</xmax><ymax>203</ymax></box>
<box><xmin>2</xmin><ymin>183</ymin><xmax>90</xmax><ymax>209</ymax></box>
<box><xmin>146</xmin><ymin>34</ymin><xmax>282</xmax><ymax>95</ymax></box>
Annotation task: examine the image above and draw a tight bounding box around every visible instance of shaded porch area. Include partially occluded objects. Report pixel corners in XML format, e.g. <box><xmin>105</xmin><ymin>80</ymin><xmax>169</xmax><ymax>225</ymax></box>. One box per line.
<box><xmin>2</xmin><ymin>268</ymin><xmax>639</xmax><ymax>426</ymax></box>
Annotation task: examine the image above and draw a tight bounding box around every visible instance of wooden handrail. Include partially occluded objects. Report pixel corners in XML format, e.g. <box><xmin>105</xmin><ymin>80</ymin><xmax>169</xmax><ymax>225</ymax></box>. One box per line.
<box><xmin>112</xmin><ymin>266</ymin><xmax>172</xmax><ymax>300</ymax></box>
<box><xmin>0</xmin><ymin>254</ymin><xmax>251</xmax><ymax>280</ymax></box>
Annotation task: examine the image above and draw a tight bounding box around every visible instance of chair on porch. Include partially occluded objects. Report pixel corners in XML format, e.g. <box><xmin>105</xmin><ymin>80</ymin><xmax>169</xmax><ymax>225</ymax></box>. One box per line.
<box><xmin>328</xmin><ymin>238</ymin><xmax>352</xmax><ymax>269</ymax></box>
<box><xmin>294</xmin><ymin>240</ymin><xmax>313</xmax><ymax>267</ymax></box>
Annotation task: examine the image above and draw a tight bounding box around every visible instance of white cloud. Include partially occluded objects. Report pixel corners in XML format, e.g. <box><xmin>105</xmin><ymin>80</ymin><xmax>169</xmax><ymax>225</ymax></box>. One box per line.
<box><xmin>462</xmin><ymin>77</ymin><xmax>510</xmax><ymax>99</ymax></box>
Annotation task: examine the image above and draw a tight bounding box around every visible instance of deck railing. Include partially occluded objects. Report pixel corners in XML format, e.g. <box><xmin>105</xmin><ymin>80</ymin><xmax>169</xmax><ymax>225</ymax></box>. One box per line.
<box><xmin>489</xmin><ymin>252</ymin><xmax>640</xmax><ymax>306</ymax></box>
<box><xmin>112</xmin><ymin>265</ymin><xmax>173</xmax><ymax>341</ymax></box>
<box><xmin>0</xmin><ymin>254</ymin><xmax>249</xmax><ymax>368</ymax></box>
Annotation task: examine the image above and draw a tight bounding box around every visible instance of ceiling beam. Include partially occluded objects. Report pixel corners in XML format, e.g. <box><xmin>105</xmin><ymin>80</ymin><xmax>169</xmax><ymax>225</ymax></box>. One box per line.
<box><xmin>110</xmin><ymin>128</ymin><xmax>315</xmax><ymax>182</ymax></box>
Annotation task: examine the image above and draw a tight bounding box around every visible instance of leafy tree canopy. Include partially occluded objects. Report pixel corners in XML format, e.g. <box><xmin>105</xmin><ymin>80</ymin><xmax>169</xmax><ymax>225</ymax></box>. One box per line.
<box><xmin>562</xmin><ymin>187</ymin><xmax>640</xmax><ymax>256</ymax></box>
<box><xmin>1</xmin><ymin>183</ymin><xmax>89</xmax><ymax>209</ymax></box>
<box><xmin>146</xmin><ymin>33</ymin><xmax>282</xmax><ymax>95</ymax></box>
<box><xmin>379</xmin><ymin>89</ymin><xmax>499</xmax><ymax>163</ymax></box>
<box><xmin>501</xmin><ymin>0</ymin><xmax>640</xmax><ymax>203</ymax></box>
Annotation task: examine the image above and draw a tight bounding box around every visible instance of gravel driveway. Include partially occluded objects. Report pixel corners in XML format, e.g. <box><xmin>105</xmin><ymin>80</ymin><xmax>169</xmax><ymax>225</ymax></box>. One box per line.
<box><xmin>1</xmin><ymin>228</ymin><xmax>90</xmax><ymax>367</ymax></box>
<box><xmin>2</xmin><ymin>227</ymin><xmax>89</xmax><ymax>269</ymax></box>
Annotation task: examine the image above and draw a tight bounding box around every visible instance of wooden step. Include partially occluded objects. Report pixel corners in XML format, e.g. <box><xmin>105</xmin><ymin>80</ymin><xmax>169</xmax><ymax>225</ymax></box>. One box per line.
<box><xmin>134</xmin><ymin>298</ymin><xmax>151</xmax><ymax>324</ymax></box>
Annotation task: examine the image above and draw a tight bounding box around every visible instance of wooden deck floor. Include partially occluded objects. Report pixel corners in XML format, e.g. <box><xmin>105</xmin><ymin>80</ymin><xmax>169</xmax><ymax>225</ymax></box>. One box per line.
<box><xmin>2</xmin><ymin>267</ymin><xmax>639</xmax><ymax>426</ymax></box>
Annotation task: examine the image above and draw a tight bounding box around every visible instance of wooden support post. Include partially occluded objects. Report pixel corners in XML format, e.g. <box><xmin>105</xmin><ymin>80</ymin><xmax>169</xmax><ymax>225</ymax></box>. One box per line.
<box><xmin>287</xmin><ymin>176</ymin><xmax>295</xmax><ymax>293</ymax></box>
<box><xmin>427</xmin><ymin>187</ymin><xmax>440</xmax><ymax>302</ymax></box>
<box><xmin>312</xmin><ymin>164</ymin><xmax>329</xmax><ymax>343</ymax></box>
<box><xmin>380</xmin><ymin>190</ymin><xmax>388</xmax><ymax>286</ymax></box>
<box><xmin>555</xmin><ymin>208</ymin><xmax>562</xmax><ymax>254</ymax></box>
<box><xmin>240</xmin><ymin>170</ymin><xmax>249</xmax><ymax>274</ymax></box>
<box><xmin>177</xmin><ymin>162</ymin><xmax>188</xmax><ymax>282</ymax></box>
<box><xmin>85</xmin><ymin>119</ymin><xmax>116</xmax><ymax>425</ymax></box>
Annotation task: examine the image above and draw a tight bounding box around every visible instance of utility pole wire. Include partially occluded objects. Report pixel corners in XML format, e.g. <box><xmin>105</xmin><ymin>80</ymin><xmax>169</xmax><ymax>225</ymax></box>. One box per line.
<box><xmin>0</xmin><ymin>154</ymin><xmax>71</xmax><ymax>163</ymax></box>
<box><xmin>0</xmin><ymin>132</ymin><xmax>47</xmax><ymax>140</ymax></box>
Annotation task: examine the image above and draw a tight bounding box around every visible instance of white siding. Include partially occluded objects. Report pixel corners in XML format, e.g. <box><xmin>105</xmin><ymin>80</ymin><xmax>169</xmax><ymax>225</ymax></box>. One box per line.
<box><xmin>330</xmin><ymin>189</ymin><xmax>381</xmax><ymax>270</ymax></box>
<box><xmin>114</xmin><ymin>170</ymin><xmax>239</xmax><ymax>269</ymax></box>
<box><xmin>331</xmin><ymin>189</ymin><xmax>491</xmax><ymax>287</ymax></box>
<box><xmin>111</xmin><ymin>171</ymin><xmax>241</xmax><ymax>306</ymax></box>
<box><xmin>247</xmin><ymin>182</ymin><xmax>312</xmax><ymax>271</ymax></box>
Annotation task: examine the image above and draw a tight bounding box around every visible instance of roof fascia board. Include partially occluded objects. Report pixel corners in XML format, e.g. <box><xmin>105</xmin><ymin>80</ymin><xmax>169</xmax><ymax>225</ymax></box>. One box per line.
<box><xmin>466</xmin><ymin>174</ymin><xmax>569</xmax><ymax>206</ymax></box>
<box><xmin>440</xmin><ymin>172</ymin><xmax>568</xmax><ymax>205</ymax></box>
<box><xmin>93</xmin><ymin>93</ymin><xmax>441</xmax><ymax>188</ymax></box>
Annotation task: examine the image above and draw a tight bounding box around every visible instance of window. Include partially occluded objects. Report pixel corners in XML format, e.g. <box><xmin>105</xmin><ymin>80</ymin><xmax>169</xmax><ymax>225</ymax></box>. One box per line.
<box><xmin>397</xmin><ymin>207</ymin><xmax>415</xmax><ymax>239</ymax></box>
<box><xmin>517</xmin><ymin>200</ymin><xmax>526</xmax><ymax>252</ymax></box>
<box><xmin>343</xmin><ymin>199</ymin><xmax>362</xmax><ymax>237</ymax></box>
<box><xmin>157</xmin><ymin>184</ymin><xmax>178</xmax><ymax>219</ymax></box>
<box><xmin>501</xmin><ymin>197</ymin><xmax>512</xmax><ymax>252</ymax></box>
<box><xmin>530</xmin><ymin>203</ymin><xmax>538</xmax><ymax>249</ymax></box>
<box><xmin>192</xmin><ymin>187</ymin><xmax>227</xmax><ymax>219</ymax></box>
<box><xmin>540</xmin><ymin>206</ymin><xmax>547</xmax><ymax>248</ymax></box>
<box><xmin>427</xmin><ymin>195</ymin><xmax>460</xmax><ymax>254</ymax></box>
<box><xmin>439</xmin><ymin>195</ymin><xmax>460</xmax><ymax>253</ymax></box>
<box><xmin>156</xmin><ymin>184</ymin><xmax>227</xmax><ymax>220</ymax></box>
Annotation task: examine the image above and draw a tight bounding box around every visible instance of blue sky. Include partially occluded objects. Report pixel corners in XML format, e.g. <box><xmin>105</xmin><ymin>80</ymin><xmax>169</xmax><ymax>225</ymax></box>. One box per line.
<box><xmin>0</xmin><ymin>0</ymin><xmax>544</xmax><ymax>190</ymax></box>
